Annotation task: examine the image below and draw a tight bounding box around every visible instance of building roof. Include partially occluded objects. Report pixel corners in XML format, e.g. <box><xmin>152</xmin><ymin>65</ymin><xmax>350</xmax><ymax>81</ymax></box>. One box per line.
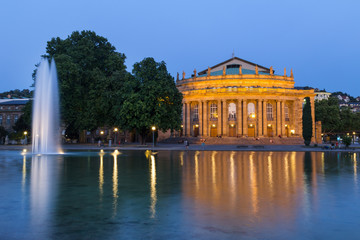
<box><xmin>197</xmin><ymin>68</ymin><xmax>276</xmax><ymax>77</ymax></box>
<box><xmin>198</xmin><ymin>57</ymin><xmax>270</xmax><ymax>75</ymax></box>
<box><xmin>0</xmin><ymin>99</ymin><xmax>30</xmax><ymax>105</ymax></box>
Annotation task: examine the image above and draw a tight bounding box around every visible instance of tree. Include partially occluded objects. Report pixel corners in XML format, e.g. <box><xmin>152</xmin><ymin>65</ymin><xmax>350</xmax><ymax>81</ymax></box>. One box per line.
<box><xmin>41</xmin><ymin>30</ymin><xmax>128</xmax><ymax>138</ymax></box>
<box><xmin>303</xmin><ymin>97</ymin><xmax>313</xmax><ymax>146</ymax></box>
<box><xmin>116</xmin><ymin>58</ymin><xmax>183</xmax><ymax>144</ymax></box>
<box><xmin>315</xmin><ymin>97</ymin><xmax>340</xmax><ymax>133</ymax></box>
<box><xmin>342</xmin><ymin>135</ymin><xmax>352</xmax><ymax>148</ymax></box>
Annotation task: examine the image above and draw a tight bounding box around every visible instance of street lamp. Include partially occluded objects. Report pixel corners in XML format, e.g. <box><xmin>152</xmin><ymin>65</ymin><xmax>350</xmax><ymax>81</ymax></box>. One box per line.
<box><xmin>114</xmin><ymin>128</ymin><xmax>118</xmax><ymax>145</ymax></box>
<box><xmin>151</xmin><ymin>126</ymin><xmax>156</xmax><ymax>149</ymax></box>
<box><xmin>353</xmin><ymin>132</ymin><xmax>356</xmax><ymax>144</ymax></box>
<box><xmin>24</xmin><ymin>131</ymin><xmax>28</xmax><ymax>145</ymax></box>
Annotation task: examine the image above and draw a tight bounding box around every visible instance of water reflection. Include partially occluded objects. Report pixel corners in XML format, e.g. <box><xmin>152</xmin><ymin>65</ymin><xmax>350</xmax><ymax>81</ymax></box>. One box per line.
<box><xmin>149</xmin><ymin>155</ymin><xmax>157</xmax><ymax>218</ymax></box>
<box><xmin>2</xmin><ymin>150</ymin><xmax>360</xmax><ymax>239</ymax></box>
<box><xmin>30</xmin><ymin>154</ymin><xmax>62</xmax><ymax>238</ymax></box>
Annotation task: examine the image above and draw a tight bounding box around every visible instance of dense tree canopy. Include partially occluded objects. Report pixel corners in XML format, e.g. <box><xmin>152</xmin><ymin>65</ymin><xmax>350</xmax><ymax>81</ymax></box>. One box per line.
<box><xmin>43</xmin><ymin>30</ymin><xmax>129</xmax><ymax>135</ymax></box>
<box><xmin>115</xmin><ymin>57</ymin><xmax>183</xmax><ymax>143</ymax></box>
<box><xmin>315</xmin><ymin>97</ymin><xmax>360</xmax><ymax>133</ymax></box>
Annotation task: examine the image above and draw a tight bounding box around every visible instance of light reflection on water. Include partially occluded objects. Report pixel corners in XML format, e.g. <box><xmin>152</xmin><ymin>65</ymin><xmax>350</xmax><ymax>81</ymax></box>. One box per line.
<box><xmin>0</xmin><ymin>151</ymin><xmax>360</xmax><ymax>239</ymax></box>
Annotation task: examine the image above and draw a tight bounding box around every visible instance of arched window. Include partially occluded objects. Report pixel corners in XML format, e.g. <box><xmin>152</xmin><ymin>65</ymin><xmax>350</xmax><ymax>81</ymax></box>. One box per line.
<box><xmin>210</xmin><ymin>103</ymin><xmax>217</xmax><ymax>119</ymax></box>
<box><xmin>228</xmin><ymin>103</ymin><xmax>236</xmax><ymax>119</ymax></box>
<box><xmin>267</xmin><ymin>103</ymin><xmax>273</xmax><ymax>120</ymax></box>
<box><xmin>285</xmin><ymin>104</ymin><xmax>289</xmax><ymax>121</ymax></box>
<box><xmin>248</xmin><ymin>103</ymin><xmax>255</xmax><ymax>118</ymax></box>
<box><xmin>193</xmin><ymin>104</ymin><xmax>199</xmax><ymax>120</ymax></box>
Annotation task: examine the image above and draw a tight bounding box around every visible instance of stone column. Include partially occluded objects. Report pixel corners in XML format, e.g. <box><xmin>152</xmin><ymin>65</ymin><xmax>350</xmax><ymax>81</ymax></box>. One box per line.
<box><xmin>276</xmin><ymin>100</ymin><xmax>281</xmax><ymax>136</ymax></box>
<box><xmin>203</xmin><ymin>101</ymin><xmax>208</xmax><ymax>137</ymax></box>
<box><xmin>237</xmin><ymin>99</ymin><xmax>242</xmax><ymax>136</ymax></box>
<box><xmin>294</xmin><ymin>99</ymin><xmax>302</xmax><ymax>137</ymax></box>
<box><xmin>257</xmin><ymin>100</ymin><xmax>263</xmax><ymax>137</ymax></box>
<box><xmin>182</xmin><ymin>102</ymin><xmax>186</xmax><ymax>136</ymax></box>
<box><xmin>281</xmin><ymin>101</ymin><xmax>286</xmax><ymax>136</ymax></box>
<box><xmin>217</xmin><ymin>100</ymin><xmax>222</xmax><ymax>136</ymax></box>
<box><xmin>186</xmin><ymin>102</ymin><xmax>191</xmax><ymax>137</ymax></box>
<box><xmin>222</xmin><ymin>100</ymin><xmax>227</xmax><ymax>136</ymax></box>
<box><xmin>310</xmin><ymin>97</ymin><xmax>315</xmax><ymax>142</ymax></box>
<box><xmin>263</xmin><ymin>100</ymin><xmax>267</xmax><ymax>137</ymax></box>
<box><xmin>199</xmin><ymin>101</ymin><xmax>203</xmax><ymax>137</ymax></box>
<box><xmin>243</xmin><ymin>99</ymin><xmax>248</xmax><ymax>136</ymax></box>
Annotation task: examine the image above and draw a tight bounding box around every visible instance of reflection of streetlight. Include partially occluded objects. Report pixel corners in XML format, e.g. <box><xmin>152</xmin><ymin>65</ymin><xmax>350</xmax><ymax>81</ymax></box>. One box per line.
<box><xmin>24</xmin><ymin>131</ymin><xmax>28</xmax><ymax>145</ymax></box>
<box><xmin>152</xmin><ymin>126</ymin><xmax>156</xmax><ymax>149</ymax></box>
<box><xmin>114</xmin><ymin>128</ymin><xmax>118</xmax><ymax>145</ymax></box>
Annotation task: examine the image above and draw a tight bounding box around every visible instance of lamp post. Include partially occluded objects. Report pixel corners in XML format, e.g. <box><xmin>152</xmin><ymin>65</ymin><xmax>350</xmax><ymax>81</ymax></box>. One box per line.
<box><xmin>353</xmin><ymin>132</ymin><xmax>356</xmax><ymax>144</ymax></box>
<box><xmin>152</xmin><ymin>126</ymin><xmax>156</xmax><ymax>149</ymax></box>
<box><xmin>24</xmin><ymin>131</ymin><xmax>28</xmax><ymax>145</ymax></box>
<box><xmin>114</xmin><ymin>128</ymin><xmax>118</xmax><ymax>145</ymax></box>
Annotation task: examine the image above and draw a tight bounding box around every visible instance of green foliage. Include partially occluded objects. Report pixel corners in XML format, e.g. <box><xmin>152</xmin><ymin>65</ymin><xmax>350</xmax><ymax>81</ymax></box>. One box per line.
<box><xmin>303</xmin><ymin>97</ymin><xmax>313</xmax><ymax>145</ymax></box>
<box><xmin>315</xmin><ymin>97</ymin><xmax>340</xmax><ymax>133</ymax></box>
<box><xmin>42</xmin><ymin>30</ymin><xmax>128</xmax><ymax>137</ymax></box>
<box><xmin>0</xmin><ymin>89</ymin><xmax>32</xmax><ymax>99</ymax></box>
<box><xmin>315</xmin><ymin>97</ymin><xmax>360</xmax><ymax>133</ymax></box>
<box><xmin>116</xmin><ymin>57</ymin><xmax>183</xmax><ymax>144</ymax></box>
<box><xmin>0</xmin><ymin>126</ymin><xmax>7</xmax><ymax>139</ymax></box>
<box><xmin>342</xmin><ymin>135</ymin><xmax>352</xmax><ymax>147</ymax></box>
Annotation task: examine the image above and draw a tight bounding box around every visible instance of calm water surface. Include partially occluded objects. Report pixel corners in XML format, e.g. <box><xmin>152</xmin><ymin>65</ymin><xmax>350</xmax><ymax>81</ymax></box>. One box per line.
<box><xmin>0</xmin><ymin>150</ymin><xmax>360</xmax><ymax>239</ymax></box>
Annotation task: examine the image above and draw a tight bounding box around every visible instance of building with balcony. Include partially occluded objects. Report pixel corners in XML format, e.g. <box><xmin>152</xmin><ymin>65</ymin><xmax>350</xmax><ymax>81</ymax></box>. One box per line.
<box><xmin>176</xmin><ymin>57</ymin><xmax>316</xmax><ymax>139</ymax></box>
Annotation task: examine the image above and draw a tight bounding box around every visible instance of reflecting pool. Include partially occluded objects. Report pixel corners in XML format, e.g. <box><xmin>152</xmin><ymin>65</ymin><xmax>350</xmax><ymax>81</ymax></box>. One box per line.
<box><xmin>0</xmin><ymin>150</ymin><xmax>360</xmax><ymax>239</ymax></box>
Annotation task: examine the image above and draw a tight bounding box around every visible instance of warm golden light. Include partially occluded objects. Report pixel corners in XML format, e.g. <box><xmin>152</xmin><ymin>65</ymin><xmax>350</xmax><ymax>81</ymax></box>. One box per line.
<box><xmin>353</xmin><ymin>132</ymin><xmax>356</xmax><ymax>135</ymax></box>
<box><xmin>100</xmin><ymin>131</ymin><xmax>104</xmax><ymax>135</ymax></box>
<box><xmin>150</xmin><ymin>155</ymin><xmax>157</xmax><ymax>218</ymax></box>
<box><xmin>114</xmin><ymin>128</ymin><xmax>118</xmax><ymax>132</ymax></box>
<box><xmin>347</xmin><ymin>133</ymin><xmax>350</xmax><ymax>136</ymax></box>
<box><xmin>181</xmin><ymin>125</ymin><xmax>183</xmax><ymax>128</ymax></box>
<box><xmin>251</xmin><ymin>113</ymin><xmax>256</xmax><ymax>118</ymax></box>
<box><xmin>212</xmin><ymin>124</ymin><xmax>216</xmax><ymax>127</ymax></box>
<box><xmin>290</xmin><ymin>129</ymin><xmax>295</xmax><ymax>134</ymax></box>
<box><xmin>230</xmin><ymin>124</ymin><xmax>234</xmax><ymax>127</ymax></box>
<box><xmin>195</xmin><ymin>124</ymin><xmax>199</xmax><ymax>127</ymax></box>
<box><xmin>249</xmin><ymin>124</ymin><xmax>253</xmax><ymax>127</ymax></box>
<box><xmin>268</xmin><ymin>124</ymin><xmax>272</xmax><ymax>127</ymax></box>
<box><xmin>24</xmin><ymin>131</ymin><xmax>28</xmax><ymax>135</ymax></box>
<box><xmin>285</xmin><ymin>124</ymin><xmax>288</xmax><ymax>127</ymax></box>
<box><xmin>152</xmin><ymin>126</ymin><xmax>156</xmax><ymax>131</ymax></box>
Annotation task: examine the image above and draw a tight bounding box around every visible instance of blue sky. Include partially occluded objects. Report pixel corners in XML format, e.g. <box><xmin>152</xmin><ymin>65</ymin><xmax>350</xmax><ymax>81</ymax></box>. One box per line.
<box><xmin>1</xmin><ymin>0</ymin><xmax>359</xmax><ymax>96</ymax></box>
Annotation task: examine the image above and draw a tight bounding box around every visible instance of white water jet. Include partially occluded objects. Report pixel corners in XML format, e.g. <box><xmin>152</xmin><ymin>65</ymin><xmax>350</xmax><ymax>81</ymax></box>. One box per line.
<box><xmin>32</xmin><ymin>58</ymin><xmax>61</xmax><ymax>154</ymax></box>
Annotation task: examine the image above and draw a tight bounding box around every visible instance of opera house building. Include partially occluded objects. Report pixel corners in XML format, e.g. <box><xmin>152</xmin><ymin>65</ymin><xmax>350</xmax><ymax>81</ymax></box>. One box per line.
<box><xmin>176</xmin><ymin>57</ymin><xmax>316</xmax><ymax>140</ymax></box>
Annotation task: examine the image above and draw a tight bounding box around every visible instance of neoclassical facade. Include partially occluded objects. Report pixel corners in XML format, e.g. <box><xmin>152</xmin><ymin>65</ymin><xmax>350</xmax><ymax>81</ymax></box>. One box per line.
<box><xmin>176</xmin><ymin>57</ymin><xmax>315</xmax><ymax>139</ymax></box>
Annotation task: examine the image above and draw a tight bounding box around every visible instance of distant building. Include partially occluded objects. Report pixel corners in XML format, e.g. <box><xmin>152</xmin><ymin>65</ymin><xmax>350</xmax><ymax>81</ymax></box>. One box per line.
<box><xmin>0</xmin><ymin>99</ymin><xmax>30</xmax><ymax>132</ymax></box>
<box><xmin>337</xmin><ymin>95</ymin><xmax>350</xmax><ymax>103</ymax></box>
<box><xmin>314</xmin><ymin>90</ymin><xmax>331</xmax><ymax>101</ymax></box>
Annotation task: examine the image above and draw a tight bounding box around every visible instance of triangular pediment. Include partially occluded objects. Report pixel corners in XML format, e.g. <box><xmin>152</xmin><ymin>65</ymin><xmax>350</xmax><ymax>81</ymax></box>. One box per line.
<box><xmin>198</xmin><ymin>57</ymin><xmax>270</xmax><ymax>75</ymax></box>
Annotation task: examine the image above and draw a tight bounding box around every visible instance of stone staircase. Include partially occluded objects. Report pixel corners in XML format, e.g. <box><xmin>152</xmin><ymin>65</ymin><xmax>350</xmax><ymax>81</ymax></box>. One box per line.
<box><xmin>160</xmin><ymin>136</ymin><xmax>304</xmax><ymax>145</ymax></box>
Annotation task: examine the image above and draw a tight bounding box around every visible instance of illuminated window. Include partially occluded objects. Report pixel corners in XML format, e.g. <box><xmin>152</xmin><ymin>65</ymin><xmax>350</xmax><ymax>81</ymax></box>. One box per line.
<box><xmin>228</xmin><ymin>103</ymin><xmax>236</xmax><ymax>119</ymax></box>
<box><xmin>267</xmin><ymin>103</ymin><xmax>273</xmax><ymax>120</ymax></box>
<box><xmin>285</xmin><ymin>105</ymin><xmax>289</xmax><ymax>121</ymax></box>
<box><xmin>14</xmin><ymin>115</ymin><xmax>18</xmax><ymax>123</ymax></box>
<box><xmin>210</xmin><ymin>103</ymin><xmax>217</xmax><ymax>119</ymax></box>
<box><xmin>248</xmin><ymin>103</ymin><xmax>255</xmax><ymax>116</ymax></box>
<box><xmin>6</xmin><ymin>115</ymin><xmax>10</xmax><ymax>124</ymax></box>
<box><xmin>193</xmin><ymin>104</ymin><xmax>199</xmax><ymax>120</ymax></box>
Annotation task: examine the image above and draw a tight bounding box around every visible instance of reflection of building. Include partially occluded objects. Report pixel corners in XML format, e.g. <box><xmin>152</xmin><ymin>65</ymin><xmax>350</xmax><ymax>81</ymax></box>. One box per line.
<box><xmin>176</xmin><ymin>57</ymin><xmax>315</xmax><ymax>138</ymax></box>
<box><xmin>0</xmin><ymin>99</ymin><xmax>30</xmax><ymax>131</ymax></box>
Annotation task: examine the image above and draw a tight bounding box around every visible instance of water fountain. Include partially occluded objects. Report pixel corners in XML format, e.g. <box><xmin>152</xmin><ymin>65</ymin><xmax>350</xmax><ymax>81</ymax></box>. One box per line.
<box><xmin>32</xmin><ymin>58</ymin><xmax>61</xmax><ymax>154</ymax></box>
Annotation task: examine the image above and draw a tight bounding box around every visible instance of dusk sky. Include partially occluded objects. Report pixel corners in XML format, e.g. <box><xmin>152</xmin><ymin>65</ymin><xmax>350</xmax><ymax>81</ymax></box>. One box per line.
<box><xmin>1</xmin><ymin>0</ymin><xmax>359</xmax><ymax>96</ymax></box>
